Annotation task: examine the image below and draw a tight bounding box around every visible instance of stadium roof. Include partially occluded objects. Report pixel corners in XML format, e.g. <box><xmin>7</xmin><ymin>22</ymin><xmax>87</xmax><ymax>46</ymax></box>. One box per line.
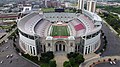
<box><xmin>18</xmin><ymin>10</ymin><xmax>102</xmax><ymax>37</ymax></box>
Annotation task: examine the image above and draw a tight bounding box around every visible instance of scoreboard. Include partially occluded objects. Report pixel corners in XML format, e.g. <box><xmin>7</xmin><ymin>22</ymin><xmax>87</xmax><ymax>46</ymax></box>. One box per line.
<box><xmin>55</xmin><ymin>8</ymin><xmax>65</xmax><ymax>12</ymax></box>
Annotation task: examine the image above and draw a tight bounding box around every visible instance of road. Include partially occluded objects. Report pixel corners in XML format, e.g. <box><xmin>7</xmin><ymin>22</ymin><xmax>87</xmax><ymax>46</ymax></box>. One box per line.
<box><xmin>101</xmin><ymin>23</ymin><xmax>120</xmax><ymax>56</ymax></box>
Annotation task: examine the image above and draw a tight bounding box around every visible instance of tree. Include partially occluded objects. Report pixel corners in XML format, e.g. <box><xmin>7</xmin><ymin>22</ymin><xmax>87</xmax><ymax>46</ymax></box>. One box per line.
<box><xmin>73</xmin><ymin>8</ymin><xmax>76</xmax><ymax>12</ymax></box>
<box><xmin>67</xmin><ymin>52</ymin><xmax>79</xmax><ymax>59</ymax></box>
<box><xmin>40</xmin><ymin>51</ymin><xmax>54</xmax><ymax>63</ymax></box>
<box><xmin>66</xmin><ymin>52</ymin><xmax>85</xmax><ymax>66</ymax></box>
<box><xmin>64</xmin><ymin>63</ymin><xmax>71</xmax><ymax>67</ymax></box>
<box><xmin>75</xmin><ymin>54</ymin><xmax>85</xmax><ymax>64</ymax></box>
<box><xmin>69</xmin><ymin>58</ymin><xmax>75</xmax><ymax>66</ymax></box>
<box><xmin>49</xmin><ymin>60</ymin><xmax>56</xmax><ymax>67</ymax></box>
<box><xmin>77</xmin><ymin>9</ymin><xmax>82</xmax><ymax>13</ymax></box>
<box><xmin>63</xmin><ymin>61</ymin><xmax>71</xmax><ymax>67</ymax></box>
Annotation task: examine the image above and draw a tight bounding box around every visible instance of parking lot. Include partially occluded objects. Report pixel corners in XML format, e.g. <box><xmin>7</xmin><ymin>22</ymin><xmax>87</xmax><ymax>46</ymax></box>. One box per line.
<box><xmin>0</xmin><ymin>39</ymin><xmax>39</xmax><ymax>67</ymax></box>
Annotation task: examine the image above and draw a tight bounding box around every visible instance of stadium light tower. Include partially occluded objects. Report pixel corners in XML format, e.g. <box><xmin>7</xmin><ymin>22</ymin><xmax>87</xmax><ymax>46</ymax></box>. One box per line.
<box><xmin>77</xmin><ymin>0</ymin><xmax>84</xmax><ymax>10</ymax></box>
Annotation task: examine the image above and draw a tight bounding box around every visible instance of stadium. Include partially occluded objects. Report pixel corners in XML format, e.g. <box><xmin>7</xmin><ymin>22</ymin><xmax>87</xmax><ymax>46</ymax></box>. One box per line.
<box><xmin>17</xmin><ymin>9</ymin><xmax>102</xmax><ymax>56</ymax></box>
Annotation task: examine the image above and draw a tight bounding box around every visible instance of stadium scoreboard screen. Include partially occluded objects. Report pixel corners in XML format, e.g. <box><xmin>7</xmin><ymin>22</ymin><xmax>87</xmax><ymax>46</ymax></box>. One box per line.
<box><xmin>55</xmin><ymin>8</ymin><xmax>65</xmax><ymax>12</ymax></box>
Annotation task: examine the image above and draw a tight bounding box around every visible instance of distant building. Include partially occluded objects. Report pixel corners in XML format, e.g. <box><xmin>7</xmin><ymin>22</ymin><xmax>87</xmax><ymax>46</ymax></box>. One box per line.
<box><xmin>21</xmin><ymin>5</ymin><xmax>32</xmax><ymax>14</ymax></box>
<box><xmin>45</xmin><ymin>0</ymin><xmax>48</xmax><ymax>7</ymax></box>
<box><xmin>64</xmin><ymin>2</ymin><xmax>72</xmax><ymax>8</ymax></box>
<box><xmin>77</xmin><ymin>0</ymin><xmax>84</xmax><ymax>10</ymax></box>
<box><xmin>97</xmin><ymin>1</ymin><xmax>120</xmax><ymax>6</ymax></box>
<box><xmin>87</xmin><ymin>0</ymin><xmax>96</xmax><ymax>13</ymax></box>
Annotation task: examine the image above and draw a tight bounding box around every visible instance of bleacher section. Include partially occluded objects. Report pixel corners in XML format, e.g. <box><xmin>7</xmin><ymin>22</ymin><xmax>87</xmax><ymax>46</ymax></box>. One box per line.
<box><xmin>68</xmin><ymin>19</ymin><xmax>86</xmax><ymax>36</ymax></box>
<box><xmin>25</xmin><ymin>15</ymin><xmax>42</xmax><ymax>34</ymax></box>
<box><xmin>74</xmin><ymin>24</ymin><xmax>84</xmax><ymax>31</ymax></box>
<box><xmin>44</xmin><ymin>13</ymin><xmax>77</xmax><ymax>22</ymax></box>
<box><xmin>18</xmin><ymin>13</ymin><xmax>39</xmax><ymax>35</ymax></box>
<box><xmin>34</xmin><ymin>20</ymin><xmax>51</xmax><ymax>37</ymax></box>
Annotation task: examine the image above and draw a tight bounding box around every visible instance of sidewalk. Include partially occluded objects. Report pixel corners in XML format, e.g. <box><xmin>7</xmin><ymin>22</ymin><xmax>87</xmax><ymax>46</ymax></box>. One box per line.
<box><xmin>84</xmin><ymin>53</ymin><xmax>100</xmax><ymax>62</ymax></box>
<box><xmin>54</xmin><ymin>52</ymin><xmax>69</xmax><ymax>67</ymax></box>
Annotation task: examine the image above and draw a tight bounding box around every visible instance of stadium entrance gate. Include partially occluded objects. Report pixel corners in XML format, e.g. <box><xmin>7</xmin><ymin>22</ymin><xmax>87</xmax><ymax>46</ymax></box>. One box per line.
<box><xmin>55</xmin><ymin>41</ymin><xmax>66</xmax><ymax>52</ymax></box>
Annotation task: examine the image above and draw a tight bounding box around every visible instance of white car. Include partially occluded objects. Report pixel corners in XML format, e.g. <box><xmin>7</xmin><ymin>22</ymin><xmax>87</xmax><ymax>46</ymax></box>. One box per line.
<box><xmin>6</xmin><ymin>55</ymin><xmax>9</xmax><ymax>59</ymax></box>
<box><xmin>0</xmin><ymin>60</ymin><xmax>3</xmax><ymax>64</ymax></box>
<box><xmin>113</xmin><ymin>61</ymin><xmax>116</xmax><ymax>64</ymax></box>
<box><xmin>10</xmin><ymin>54</ymin><xmax>13</xmax><ymax>57</ymax></box>
<box><xmin>110</xmin><ymin>61</ymin><xmax>113</xmax><ymax>64</ymax></box>
<box><xmin>6</xmin><ymin>46</ymin><xmax>9</xmax><ymax>49</ymax></box>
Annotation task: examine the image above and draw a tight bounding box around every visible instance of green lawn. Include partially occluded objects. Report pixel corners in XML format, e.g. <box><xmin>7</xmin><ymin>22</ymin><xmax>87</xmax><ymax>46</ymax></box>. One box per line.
<box><xmin>0</xmin><ymin>26</ymin><xmax>12</xmax><ymax>29</ymax></box>
<box><xmin>42</xmin><ymin>8</ymin><xmax>55</xmax><ymax>12</ymax></box>
<box><xmin>51</xmin><ymin>26</ymin><xmax>70</xmax><ymax>36</ymax></box>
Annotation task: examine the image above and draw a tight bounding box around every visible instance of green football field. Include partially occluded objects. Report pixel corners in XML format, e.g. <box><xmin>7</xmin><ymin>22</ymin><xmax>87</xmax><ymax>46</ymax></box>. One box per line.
<box><xmin>50</xmin><ymin>26</ymin><xmax>70</xmax><ymax>36</ymax></box>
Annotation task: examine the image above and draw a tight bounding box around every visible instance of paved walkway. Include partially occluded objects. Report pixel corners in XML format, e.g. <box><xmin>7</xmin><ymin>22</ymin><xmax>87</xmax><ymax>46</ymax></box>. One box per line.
<box><xmin>54</xmin><ymin>52</ymin><xmax>69</xmax><ymax>67</ymax></box>
<box><xmin>84</xmin><ymin>53</ymin><xmax>100</xmax><ymax>62</ymax></box>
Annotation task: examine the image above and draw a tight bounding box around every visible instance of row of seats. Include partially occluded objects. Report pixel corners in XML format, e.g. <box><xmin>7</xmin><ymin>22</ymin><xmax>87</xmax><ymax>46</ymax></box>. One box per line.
<box><xmin>35</xmin><ymin>20</ymin><xmax>51</xmax><ymax>37</ymax></box>
<box><xmin>82</xmin><ymin>14</ymin><xmax>94</xmax><ymax>29</ymax></box>
<box><xmin>70</xmin><ymin>19</ymin><xmax>85</xmax><ymax>31</ymax></box>
<box><xmin>78</xmin><ymin>15</ymin><xmax>93</xmax><ymax>33</ymax></box>
<box><xmin>18</xmin><ymin>13</ymin><xmax>38</xmax><ymax>35</ymax></box>
<box><xmin>25</xmin><ymin>15</ymin><xmax>42</xmax><ymax>34</ymax></box>
<box><xmin>68</xmin><ymin>22</ymin><xmax>76</xmax><ymax>36</ymax></box>
<box><xmin>68</xmin><ymin>19</ymin><xmax>84</xmax><ymax>36</ymax></box>
<box><xmin>44</xmin><ymin>13</ymin><xmax>77</xmax><ymax>22</ymax></box>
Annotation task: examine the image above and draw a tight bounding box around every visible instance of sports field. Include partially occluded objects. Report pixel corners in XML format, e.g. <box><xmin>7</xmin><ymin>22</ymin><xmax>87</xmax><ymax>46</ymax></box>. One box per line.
<box><xmin>50</xmin><ymin>25</ymin><xmax>70</xmax><ymax>36</ymax></box>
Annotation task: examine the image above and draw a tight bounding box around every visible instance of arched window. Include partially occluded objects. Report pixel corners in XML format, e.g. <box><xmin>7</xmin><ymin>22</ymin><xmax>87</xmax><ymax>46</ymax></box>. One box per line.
<box><xmin>70</xmin><ymin>43</ymin><xmax>73</xmax><ymax>47</ymax></box>
<box><xmin>48</xmin><ymin>43</ymin><xmax>50</xmax><ymax>47</ymax></box>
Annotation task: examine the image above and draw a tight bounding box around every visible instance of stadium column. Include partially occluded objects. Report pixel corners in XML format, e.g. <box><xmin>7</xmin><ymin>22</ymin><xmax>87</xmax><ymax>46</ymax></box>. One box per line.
<box><xmin>92</xmin><ymin>43</ymin><xmax>95</xmax><ymax>52</ymax></box>
<box><xmin>56</xmin><ymin>44</ymin><xmax>58</xmax><ymax>51</ymax></box>
<box><xmin>27</xmin><ymin>45</ymin><xmax>29</xmax><ymax>53</ymax></box>
<box><xmin>76</xmin><ymin>45</ymin><xmax>78</xmax><ymax>52</ymax></box>
<box><xmin>62</xmin><ymin>44</ymin><xmax>63</xmax><ymax>51</ymax></box>
<box><xmin>93</xmin><ymin>44</ymin><xmax>95</xmax><ymax>51</ymax></box>
<box><xmin>90</xmin><ymin>45</ymin><xmax>93</xmax><ymax>53</ymax></box>
<box><xmin>92</xmin><ymin>44</ymin><xmax>94</xmax><ymax>52</ymax></box>
<box><xmin>27</xmin><ymin>45</ymin><xmax>30</xmax><ymax>54</ymax></box>
<box><xmin>53</xmin><ymin>43</ymin><xmax>55</xmax><ymax>52</ymax></box>
<box><xmin>83</xmin><ymin>46</ymin><xmax>86</xmax><ymax>55</ymax></box>
<box><xmin>87</xmin><ymin>46</ymin><xmax>89</xmax><ymax>54</ymax></box>
<box><xmin>90</xmin><ymin>45</ymin><xmax>92</xmax><ymax>53</ymax></box>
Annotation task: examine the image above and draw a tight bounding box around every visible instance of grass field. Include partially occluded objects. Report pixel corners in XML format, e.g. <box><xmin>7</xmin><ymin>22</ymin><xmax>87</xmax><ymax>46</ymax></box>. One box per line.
<box><xmin>41</xmin><ymin>8</ymin><xmax>55</xmax><ymax>12</ymax></box>
<box><xmin>51</xmin><ymin>26</ymin><xmax>70</xmax><ymax>36</ymax></box>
